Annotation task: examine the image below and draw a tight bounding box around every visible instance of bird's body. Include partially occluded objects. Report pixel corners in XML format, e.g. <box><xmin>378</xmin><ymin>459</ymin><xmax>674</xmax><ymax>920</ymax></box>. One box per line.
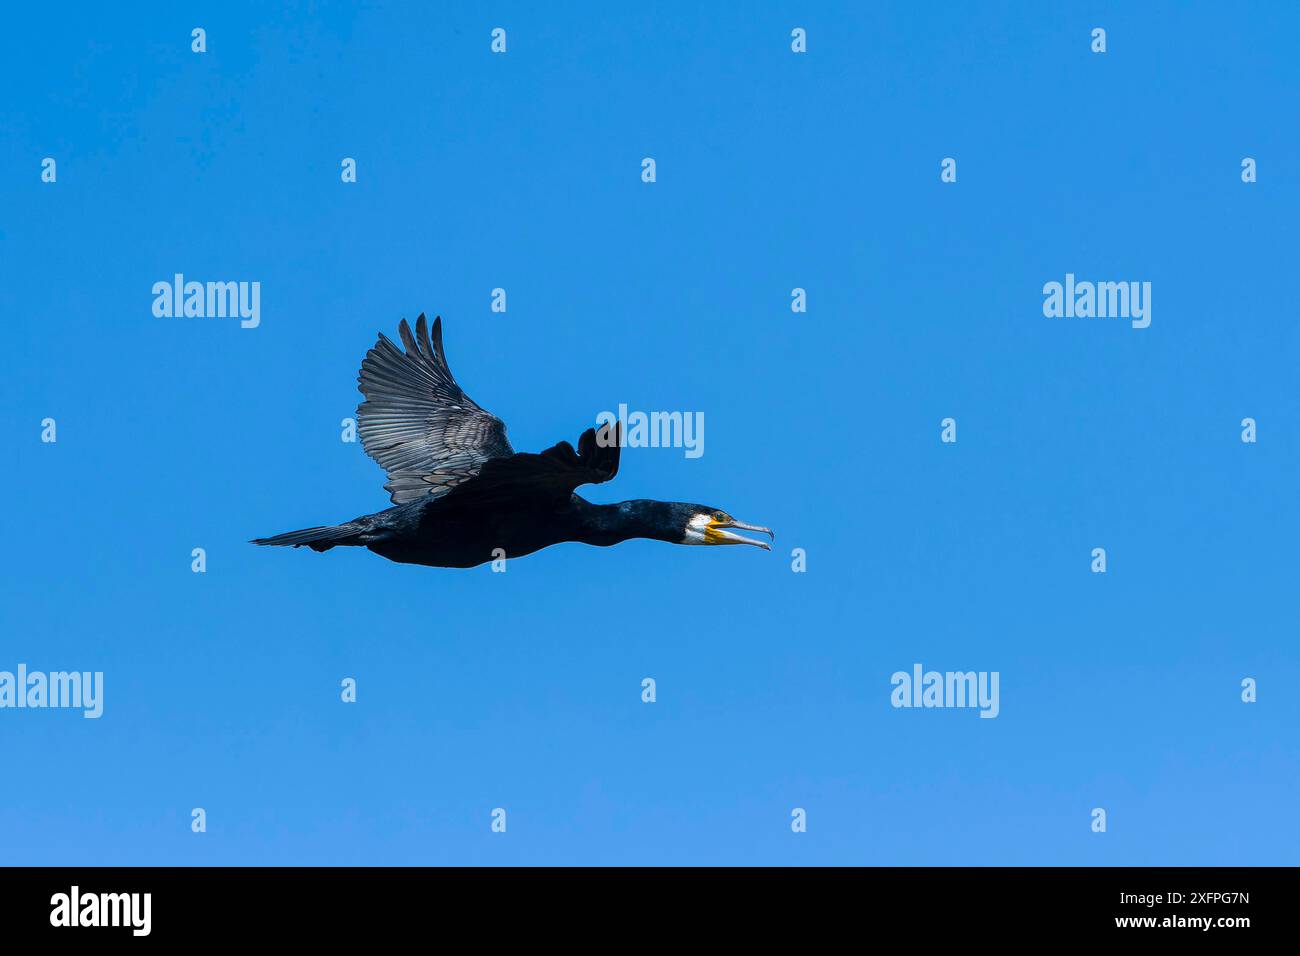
<box><xmin>253</xmin><ymin>315</ymin><xmax>771</xmax><ymax>568</ymax></box>
<box><xmin>286</xmin><ymin>496</ymin><xmax>715</xmax><ymax>569</ymax></box>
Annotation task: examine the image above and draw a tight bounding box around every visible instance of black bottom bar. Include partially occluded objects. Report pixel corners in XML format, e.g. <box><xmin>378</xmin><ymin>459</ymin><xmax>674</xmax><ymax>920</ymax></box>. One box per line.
<box><xmin>0</xmin><ymin>867</ymin><xmax>1284</xmax><ymax>941</ymax></box>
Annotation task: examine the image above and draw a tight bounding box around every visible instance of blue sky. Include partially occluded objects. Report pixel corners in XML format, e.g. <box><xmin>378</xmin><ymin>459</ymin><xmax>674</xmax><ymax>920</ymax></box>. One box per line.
<box><xmin>2</xmin><ymin>1</ymin><xmax>1297</xmax><ymax>865</ymax></box>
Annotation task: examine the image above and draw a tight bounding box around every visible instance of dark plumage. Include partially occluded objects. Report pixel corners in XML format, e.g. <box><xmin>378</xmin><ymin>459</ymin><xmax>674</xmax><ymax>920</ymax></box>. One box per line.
<box><xmin>252</xmin><ymin>315</ymin><xmax>772</xmax><ymax>568</ymax></box>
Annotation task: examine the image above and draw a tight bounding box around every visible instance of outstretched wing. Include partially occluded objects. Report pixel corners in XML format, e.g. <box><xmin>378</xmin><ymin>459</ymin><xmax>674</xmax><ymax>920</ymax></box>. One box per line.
<box><xmin>432</xmin><ymin>422</ymin><xmax>622</xmax><ymax>511</ymax></box>
<box><xmin>357</xmin><ymin>314</ymin><xmax>513</xmax><ymax>504</ymax></box>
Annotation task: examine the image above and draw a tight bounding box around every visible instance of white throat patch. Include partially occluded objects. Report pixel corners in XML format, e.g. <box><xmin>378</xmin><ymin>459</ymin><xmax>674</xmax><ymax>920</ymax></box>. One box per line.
<box><xmin>681</xmin><ymin>512</ymin><xmax>713</xmax><ymax>545</ymax></box>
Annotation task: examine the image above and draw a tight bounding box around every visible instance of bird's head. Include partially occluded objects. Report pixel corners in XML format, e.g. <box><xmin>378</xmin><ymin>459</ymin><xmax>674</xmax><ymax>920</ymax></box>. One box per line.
<box><xmin>677</xmin><ymin>504</ymin><xmax>774</xmax><ymax>551</ymax></box>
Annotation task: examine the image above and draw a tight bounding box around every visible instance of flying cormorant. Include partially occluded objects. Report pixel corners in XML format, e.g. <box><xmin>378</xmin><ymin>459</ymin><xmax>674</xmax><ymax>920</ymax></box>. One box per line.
<box><xmin>252</xmin><ymin>315</ymin><xmax>773</xmax><ymax>568</ymax></box>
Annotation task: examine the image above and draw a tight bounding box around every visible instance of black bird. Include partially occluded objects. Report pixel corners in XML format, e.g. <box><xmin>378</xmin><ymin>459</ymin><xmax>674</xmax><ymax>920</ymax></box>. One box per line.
<box><xmin>252</xmin><ymin>314</ymin><xmax>772</xmax><ymax>568</ymax></box>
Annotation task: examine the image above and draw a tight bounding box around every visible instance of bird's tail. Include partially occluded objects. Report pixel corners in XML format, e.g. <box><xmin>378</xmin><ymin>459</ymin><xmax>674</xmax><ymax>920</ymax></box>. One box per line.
<box><xmin>250</xmin><ymin>523</ymin><xmax>362</xmax><ymax>552</ymax></box>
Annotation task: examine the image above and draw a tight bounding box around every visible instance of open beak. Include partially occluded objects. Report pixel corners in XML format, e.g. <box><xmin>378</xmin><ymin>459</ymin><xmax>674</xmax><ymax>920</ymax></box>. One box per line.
<box><xmin>707</xmin><ymin>517</ymin><xmax>775</xmax><ymax>551</ymax></box>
